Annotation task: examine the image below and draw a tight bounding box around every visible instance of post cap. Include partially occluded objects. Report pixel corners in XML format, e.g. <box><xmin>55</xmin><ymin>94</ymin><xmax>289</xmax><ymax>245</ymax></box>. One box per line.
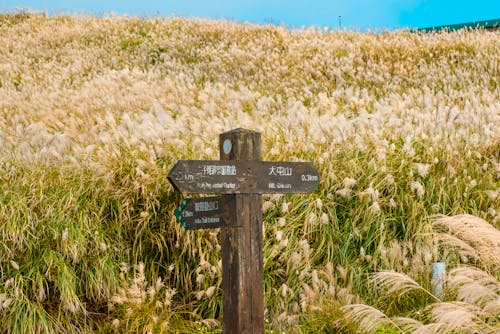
<box><xmin>220</xmin><ymin>128</ymin><xmax>260</xmax><ymax>136</ymax></box>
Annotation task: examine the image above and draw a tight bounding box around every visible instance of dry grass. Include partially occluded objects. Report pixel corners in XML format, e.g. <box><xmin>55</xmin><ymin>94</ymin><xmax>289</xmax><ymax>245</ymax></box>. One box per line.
<box><xmin>432</xmin><ymin>215</ymin><xmax>500</xmax><ymax>269</ymax></box>
<box><xmin>447</xmin><ymin>267</ymin><xmax>500</xmax><ymax>312</ymax></box>
<box><xmin>371</xmin><ymin>271</ymin><xmax>439</xmax><ymax>301</ymax></box>
<box><xmin>412</xmin><ymin>322</ymin><xmax>455</xmax><ymax>334</ymax></box>
<box><xmin>342</xmin><ymin>303</ymin><xmax>401</xmax><ymax>333</ymax></box>
<box><xmin>344</xmin><ymin>217</ymin><xmax>500</xmax><ymax>333</ymax></box>
<box><xmin>425</xmin><ymin>301</ymin><xmax>495</xmax><ymax>334</ymax></box>
<box><xmin>345</xmin><ymin>268</ymin><xmax>500</xmax><ymax>333</ymax></box>
<box><xmin>392</xmin><ymin>316</ymin><xmax>424</xmax><ymax>332</ymax></box>
<box><xmin>0</xmin><ymin>12</ymin><xmax>499</xmax><ymax>333</ymax></box>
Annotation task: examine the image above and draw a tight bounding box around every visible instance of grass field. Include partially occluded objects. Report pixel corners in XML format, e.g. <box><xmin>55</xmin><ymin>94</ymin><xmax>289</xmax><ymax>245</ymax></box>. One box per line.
<box><xmin>0</xmin><ymin>12</ymin><xmax>499</xmax><ymax>333</ymax></box>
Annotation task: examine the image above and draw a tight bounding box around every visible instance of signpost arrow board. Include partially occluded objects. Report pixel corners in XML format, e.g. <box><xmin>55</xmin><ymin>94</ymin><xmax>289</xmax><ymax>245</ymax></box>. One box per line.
<box><xmin>174</xmin><ymin>196</ymin><xmax>236</xmax><ymax>230</ymax></box>
<box><xmin>168</xmin><ymin>160</ymin><xmax>319</xmax><ymax>194</ymax></box>
<box><xmin>167</xmin><ymin>128</ymin><xmax>321</xmax><ymax>334</ymax></box>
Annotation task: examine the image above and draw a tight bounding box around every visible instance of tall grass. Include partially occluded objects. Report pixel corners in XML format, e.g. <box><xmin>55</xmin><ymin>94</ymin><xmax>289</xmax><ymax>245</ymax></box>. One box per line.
<box><xmin>0</xmin><ymin>12</ymin><xmax>498</xmax><ymax>332</ymax></box>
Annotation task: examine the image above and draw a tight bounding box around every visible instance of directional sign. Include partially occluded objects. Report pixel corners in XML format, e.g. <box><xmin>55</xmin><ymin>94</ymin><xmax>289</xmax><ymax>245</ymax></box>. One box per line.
<box><xmin>174</xmin><ymin>196</ymin><xmax>236</xmax><ymax>230</ymax></box>
<box><xmin>167</xmin><ymin>160</ymin><xmax>319</xmax><ymax>194</ymax></box>
<box><xmin>168</xmin><ymin>129</ymin><xmax>321</xmax><ymax>333</ymax></box>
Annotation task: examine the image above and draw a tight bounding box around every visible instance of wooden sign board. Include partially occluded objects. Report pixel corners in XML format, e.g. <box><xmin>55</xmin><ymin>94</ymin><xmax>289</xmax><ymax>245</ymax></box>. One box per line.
<box><xmin>167</xmin><ymin>128</ymin><xmax>321</xmax><ymax>334</ymax></box>
<box><xmin>174</xmin><ymin>196</ymin><xmax>236</xmax><ymax>230</ymax></box>
<box><xmin>168</xmin><ymin>160</ymin><xmax>319</xmax><ymax>194</ymax></box>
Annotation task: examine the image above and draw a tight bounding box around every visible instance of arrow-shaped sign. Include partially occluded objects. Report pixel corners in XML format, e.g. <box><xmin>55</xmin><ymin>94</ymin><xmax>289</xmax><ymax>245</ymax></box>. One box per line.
<box><xmin>168</xmin><ymin>160</ymin><xmax>319</xmax><ymax>194</ymax></box>
<box><xmin>174</xmin><ymin>196</ymin><xmax>236</xmax><ymax>230</ymax></box>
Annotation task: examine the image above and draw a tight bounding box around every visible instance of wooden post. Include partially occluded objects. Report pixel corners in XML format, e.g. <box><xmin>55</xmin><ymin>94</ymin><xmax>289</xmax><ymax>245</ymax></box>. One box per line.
<box><xmin>168</xmin><ymin>128</ymin><xmax>319</xmax><ymax>332</ymax></box>
<box><xmin>219</xmin><ymin>129</ymin><xmax>264</xmax><ymax>334</ymax></box>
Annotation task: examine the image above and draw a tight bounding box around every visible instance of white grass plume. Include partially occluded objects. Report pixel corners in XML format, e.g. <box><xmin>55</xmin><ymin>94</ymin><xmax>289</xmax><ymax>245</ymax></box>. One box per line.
<box><xmin>342</xmin><ymin>303</ymin><xmax>401</xmax><ymax>334</ymax></box>
<box><xmin>431</xmin><ymin>232</ymin><xmax>481</xmax><ymax>263</ymax></box>
<box><xmin>392</xmin><ymin>316</ymin><xmax>424</xmax><ymax>332</ymax></box>
<box><xmin>447</xmin><ymin>266</ymin><xmax>500</xmax><ymax>311</ymax></box>
<box><xmin>371</xmin><ymin>270</ymin><xmax>439</xmax><ymax>301</ymax></box>
<box><xmin>412</xmin><ymin>322</ymin><xmax>453</xmax><ymax>334</ymax></box>
<box><xmin>425</xmin><ymin>301</ymin><xmax>495</xmax><ymax>333</ymax></box>
<box><xmin>432</xmin><ymin>214</ymin><xmax>500</xmax><ymax>268</ymax></box>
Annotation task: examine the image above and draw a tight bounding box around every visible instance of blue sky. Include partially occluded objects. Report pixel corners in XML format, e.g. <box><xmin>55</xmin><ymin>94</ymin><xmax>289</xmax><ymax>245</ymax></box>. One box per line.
<box><xmin>1</xmin><ymin>1</ymin><xmax>499</xmax><ymax>30</ymax></box>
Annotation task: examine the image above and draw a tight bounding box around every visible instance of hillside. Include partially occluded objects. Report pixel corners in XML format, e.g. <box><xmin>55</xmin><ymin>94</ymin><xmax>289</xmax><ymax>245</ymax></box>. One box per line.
<box><xmin>0</xmin><ymin>13</ymin><xmax>499</xmax><ymax>333</ymax></box>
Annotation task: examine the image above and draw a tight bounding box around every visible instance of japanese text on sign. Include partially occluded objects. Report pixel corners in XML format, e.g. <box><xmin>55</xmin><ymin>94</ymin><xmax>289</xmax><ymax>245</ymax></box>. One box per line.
<box><xmin>195</xmin><ymin>217</ymin><xmax>220</xmax><ymax>224</ymax></box>
<box><xmin>202</xmin><ymin>165</ymin><xmax>237</xmax><ymax>176</ymax></box>
<box><xmin>269</xmin><ymin>166</ymin><xmax>293</xmax><ymax>176</ymax></box>
<box><xmin>195</xmin><ymin>201</ymin><xmax>219</xmax><ymax>212</ymax></box>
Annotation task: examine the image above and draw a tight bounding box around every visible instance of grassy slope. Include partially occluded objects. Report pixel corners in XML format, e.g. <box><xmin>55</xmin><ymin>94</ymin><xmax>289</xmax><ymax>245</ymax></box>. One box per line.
<box><xmin>0</xmin><ymin>13</ymin><xmax>499</xmax><ymax>333</ymax></box>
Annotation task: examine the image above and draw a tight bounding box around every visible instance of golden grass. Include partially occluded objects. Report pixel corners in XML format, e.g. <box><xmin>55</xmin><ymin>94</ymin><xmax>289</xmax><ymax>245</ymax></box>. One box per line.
<box><xmin>346</xmin><ymin>267</ymin><xmax>500</xmax><ymax>333</ymax></box>
<box><xmin>447</xmin><ymin>267</ymin><xmax>500</xmax><ymax>311</ymax></box>
<box><xmin>371</xmin><ymin>271</ymin><xmax>439</xmax><ymax>301</ymax></box>
<box><xmin>0</xmin><ymin>12</ymin><xmax>499</xmax><ymax>333</ymax></box>
<box><xmin>342</xmin><ymin>303</ymin><xmax>401</xmax><ymax>333</ymax></box>
<box><xmin>425</xmin><ymin>301</ymin><xmax>495</xmax><ymax>333</ymax></box>
<box><xmin>432</xmin><ymin>215</ymin><xmax>500</xmax><ymax>268</ymax></box>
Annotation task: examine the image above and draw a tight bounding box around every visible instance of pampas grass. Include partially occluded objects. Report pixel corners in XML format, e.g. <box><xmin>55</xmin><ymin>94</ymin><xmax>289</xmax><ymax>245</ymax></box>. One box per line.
<box><xmin>344</xmin><ymin>268</ymin><xmax>499</xmax><ymax>334</ymax></box>
<box><xmin>342</xmin><ymin>303</ymin><xmax>401</xmax><ymax>333</ymax></box>
<box><xmin>371</xmin><ymin>271</ymin><xmax>439</xmax><ymax>301</ymax></box>
<box><xmin>432</xmin><ymin>215</ymin><xmax>500</xmax><ymax>269</ymax></box>
<box><xmin>425</xmin><ymin>301</ymin><xmax>495</xmax><ymax>333</ymax></box>
<box><xmin>0</xmin><ymin>12</ymin><xmax>499</xmax><ymax>333</ymax></box>
<box><xmin>447</xmin><ymin>267</ymin><xmax>500</xmax><ymax>311</ymax></box>
<box><xmin>343</xmin><ymin>222</ymin><xmax>500</xmax><ymax>333</ymax></box>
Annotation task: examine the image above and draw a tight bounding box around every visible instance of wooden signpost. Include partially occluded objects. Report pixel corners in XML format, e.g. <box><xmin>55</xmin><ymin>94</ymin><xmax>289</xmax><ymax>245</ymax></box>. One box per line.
<box><xmin>168</xmin><ymin>128</ymin><xmax>320</xmax><ymax>334</ymax></box>
<box><xmin>168</xmin><ymin>160</ymin><xmax>319</xmax><ymax>194</ymax></box>
<box><xmin>174</xmin><ymin>196</ymin><xmax>236</xmax><ymax>230</ymax></box>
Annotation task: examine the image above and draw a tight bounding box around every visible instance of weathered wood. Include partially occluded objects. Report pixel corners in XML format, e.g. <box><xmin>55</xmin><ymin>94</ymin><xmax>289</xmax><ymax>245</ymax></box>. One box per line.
<box><xmin>220</xmin><ymin>129</ymin><xmax>264</xmax><ymax>334</ymax></box>
<box><xmin>174</xmin><ymin>196</ymin><xmax>236</xmax><ymax>230</ymax></box>
<box><xmin>168</xmin><ymin>160</ymin><xmax>319</xmax><ymax>194</ymax></box>
<box><xmin>167</xmin><ymin>128</ymin><xmax>320</xmax><ymax>333</ymax></box>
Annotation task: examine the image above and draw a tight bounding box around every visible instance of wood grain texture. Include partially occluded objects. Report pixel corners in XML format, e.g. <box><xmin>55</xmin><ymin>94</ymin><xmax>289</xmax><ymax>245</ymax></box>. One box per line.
<box><xmin>168</xmin><ymin>160</ymin><xmax>319</xmax><ymax>194</ymax></box>
<box><xmin>220</xmin><ymin>129</ymin><xmax>264</xmax><ymax>334</ymax></box>
<box><xmin>174</xmin><ymin>196</ymin><xmax>236</xmax><ymax>230</ymax></box>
